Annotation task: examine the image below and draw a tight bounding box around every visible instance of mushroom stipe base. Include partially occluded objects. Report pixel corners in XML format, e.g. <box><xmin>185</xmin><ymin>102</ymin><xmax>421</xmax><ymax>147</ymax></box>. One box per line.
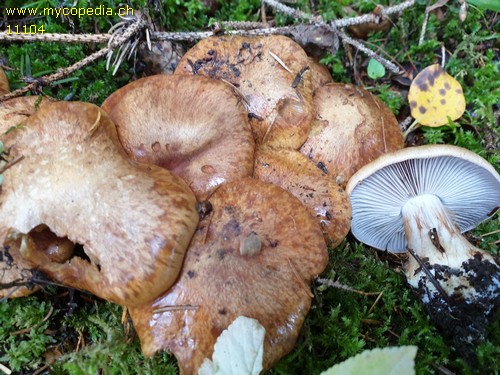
<box><xmin>412</xmin><ymin>254</ymin><xmax>499</xmax><ymax>363</ymax></box>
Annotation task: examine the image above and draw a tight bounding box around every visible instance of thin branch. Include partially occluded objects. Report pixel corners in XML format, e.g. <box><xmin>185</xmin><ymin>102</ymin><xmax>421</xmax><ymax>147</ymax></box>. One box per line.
<box><xmin>406</xmin><ymin>247</ymin><xmax>452</xmax><ymax>304</ymax></box>
<box><xmin>419</xmin><ymin>10</ymin><xmax>430</xmax><ymax>45</ymax></box>
<box><xmin>0</xmin><ymin>17</ymin><xmax>146</xmax><ymax>102</ymax></box>
<box><xmin>316</xmin><ymin>278</ymin><xmax>380</xmax><ymax>296</ymax></box>
<box><xmin>152</xmin><ymin>304</ymin><xmax>199</xmax><ymax>314</ymax></box>
<box><xmin>0</xmin><ymin>155</ymin><xmax>24</xmax><ymax>173</ymax></box>
<box><xmin>0</xmin><ymin>32</ymin><xmax>110</xmax><ymax>43</ymax></box>
<box><xmin>262</xmin><ymin>0</ymin><xmax>318</xmax><ymax>21</ymax></box>
<box><xmin>0</xmin><ymin>1</ymin><xmax>415</xmax><ymax>44</ymax></box>
<box><xmin>332</xmin><ymin>0</ymin><xmax>415</xmax><ymax>28</ymax></box>
<box><xmin>0</xmin><ymin>0</ymin><xmax>417</xmax><ymax>100</ymax></box>
<box><xmin>0</xmin><ymin>47</ymin><xmax>110</xmax><ymax>101</ymax></box>
<box><xmin>337</xmin><ymin>29</ymin><xmax>404</xmax><ymax>74</ymax></box>
<box><xmin>221</xmin><ymin>21</ymin><xmax>270</xmax><ymax>30</ymax></box>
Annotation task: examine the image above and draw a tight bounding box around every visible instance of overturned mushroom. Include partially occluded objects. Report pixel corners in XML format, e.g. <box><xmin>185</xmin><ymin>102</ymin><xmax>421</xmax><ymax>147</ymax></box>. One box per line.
<box><xmin>254</xmin><ymin>147</ymin><xmax>351</xmax><ymax>246</ymax></box>
<box><xmin>102</xmin><ymin>74</ymin><xmax>254</xmax><ymax>200</ymax></box>
<box><xmin>0</xmin><ymin>101</ymin><xmax>199</xmax><ymax>306</ymax></box>
<box><xmin>174</xmin><ymin>35</ymin><xmax>315</xmax><ymax>149</ymax></box>
<box><xmin>129</xmin><ymin>177</ymin><xmax>328</xmax><ymax>373</ymax></box>
<box><xmin>346</xmin><ymin>145</ymin><xmax>500</xmax><ymax>355</ymax></box>
<box><xmin>300</xmin><ymin>83</ymin><xmax>403</xmax><ymax>186</ymax></box>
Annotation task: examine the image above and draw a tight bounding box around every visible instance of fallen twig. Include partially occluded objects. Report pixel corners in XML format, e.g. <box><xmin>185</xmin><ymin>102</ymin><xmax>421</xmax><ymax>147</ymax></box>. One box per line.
<box><xmin>0</xmin><ymin>0</ymin><xmax>417</xmax><ymax>101</ymax></box>
<box><xmin>152</xmin><ymin>304</ymin><xmax>199</xmax><ymax>314</ymax></box>
<box><xmin>0</xmin><ymin>363</ymin><xmax>12</xmax><ymax>375</ymax></box>
<box><xmin>316</xmin><ymin>278</ymin><xmax>381</xmax><ymax>296</ymax></box>
<box><xmin>0</xmin><ymin>17</ymin><xmax>146</xmax><ymax>102</ymax></box>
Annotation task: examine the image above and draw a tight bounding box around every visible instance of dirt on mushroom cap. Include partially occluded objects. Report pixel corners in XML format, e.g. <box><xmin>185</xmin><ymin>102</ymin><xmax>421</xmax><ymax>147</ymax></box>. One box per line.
<box><xmin>0</xmin><ymin>101</ymin><xmax>199</xmax><ymax>306</ymax></box>
<box><xmin>174</xmin><ymin>35</ymin><xmax>315</xmax><ymax>150</ymax></box>
<box><xmin>300</xmin><ymin>83</ymin><xmax>403</xmax><ymax>187</ymax></box>
<box><xmin>128</xmin><ymin>177</ymin><xmax>328</xmax><ymax>374</ymax></box>
<box><xmin>254</xmin><ymin>147</ymin><xmax>351</xmax><ymax>246</ymax></box>
<box><xmin>102</xmin><ymin>74</ymin><xmax>255</xmax><ymax>201</ymax></box>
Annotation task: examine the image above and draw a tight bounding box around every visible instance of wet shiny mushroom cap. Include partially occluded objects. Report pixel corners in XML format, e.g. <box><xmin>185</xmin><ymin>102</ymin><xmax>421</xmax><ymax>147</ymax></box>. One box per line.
<box><xmin>102</xmin><ymin>74</ymin><xmax>255</xmax><ymax>201</ymax></box>
<box><xmin>300</xmin><ymin>83</ymin><xmax>403</xmax><ymax>187</ymax></box>
<box><xmin>254</xmin><ymin>147</ymin><xmax>351</xmax><ymax>246</ymax></box>
<box><xmin>128</xmin><ymin>177</ymin><xmax>328</xmax><ymax>373</ymax></box>
<box><xmin>0</xmin><ymin>101</ymin><xmax>199</xmax><ymax>306</ymax></box>
<box><xmin>174</xmin><ymin>35</ymin><xmax>315</xmax><ymax>150</ymax></box>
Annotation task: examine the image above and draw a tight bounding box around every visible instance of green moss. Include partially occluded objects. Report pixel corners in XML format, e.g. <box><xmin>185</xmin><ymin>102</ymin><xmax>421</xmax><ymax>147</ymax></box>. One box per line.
<box><xmin>368</xmin><ymin>84</ymin><xmax>405</xmax><ymax>115</ymax></box>
<box><xmin>0</xmin><ymin>0</ymin><xmax>498</xmax><ymax>374</ymax></box>
<box><xmin>0</xmin><ymin>298</ymin><xmax>56</xmax><ymax>371</ymax></box>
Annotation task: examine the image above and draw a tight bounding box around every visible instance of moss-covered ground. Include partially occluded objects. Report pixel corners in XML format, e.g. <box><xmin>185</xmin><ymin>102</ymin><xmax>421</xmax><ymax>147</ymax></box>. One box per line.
<box><xmin>0</xmin><ymin>0</ymin><xmax>498</xmax><ymax>374</ymax></box>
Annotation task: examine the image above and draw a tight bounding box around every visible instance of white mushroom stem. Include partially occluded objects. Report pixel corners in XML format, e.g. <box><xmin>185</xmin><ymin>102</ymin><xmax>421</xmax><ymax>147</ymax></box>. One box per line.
<box><xmin>401</xmin><ymin>194</ymin><xmax>499</xmax><ymax>301</ymax></box>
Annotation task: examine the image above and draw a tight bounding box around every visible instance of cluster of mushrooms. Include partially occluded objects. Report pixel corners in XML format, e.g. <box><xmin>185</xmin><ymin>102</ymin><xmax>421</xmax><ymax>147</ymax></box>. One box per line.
<box><xmin>1</xmin><ymin>35</ymin><xmax>499</xmax><ymax>372</ymax></box>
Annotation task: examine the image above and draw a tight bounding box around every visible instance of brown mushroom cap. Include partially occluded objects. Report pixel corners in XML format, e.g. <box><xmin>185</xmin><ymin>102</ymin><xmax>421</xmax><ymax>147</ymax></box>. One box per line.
<box><xmin>128</xmin><ymin>177</ymin><xmax>328</xmax><ymax>373</ymax></box>
<box><xmin>254</xmin><ymin>147</ymin><xmax>351</xmax><ymax>246</ymax></box>
<box><xmin>0</xmin><ymin>67</ymin><xmax>9</xmax><ymax>96</ymax></box>
<box><xmin>102</xmin><ymin>74</ymin><xmax>255</xmax><ymax>200</ymax></box>
<box><xmin>26</xmin><ymin>225</ymin><xmax>75</xmax><ymax>263</ymax></box>
<box><xmin>300</xmin><ymin>83</ymin><xmax>403</xmax><ymax>187</ymax></box>
<box><xmin>174</xmin><ymin>35</ymin><xmax>315</xmax><ymax>149</ymax></box>
<box><xmin>308</xmin><ymin>58</ymin><xmax>333</xmax><ymax>89</ymax></box>
<box><xmin>0</xmin><ymin>101</ymin><xmax>199</xmax><ymax>306</ymax></box>
<box><xmin>0</xmin><ymin>96</ymin><xmax>52</xmax><ymax>135</ymax></box>
<box><xmin>0</xmin><ymin>96</ymin><xmax>57</xmax><ymax>298</ymax></box>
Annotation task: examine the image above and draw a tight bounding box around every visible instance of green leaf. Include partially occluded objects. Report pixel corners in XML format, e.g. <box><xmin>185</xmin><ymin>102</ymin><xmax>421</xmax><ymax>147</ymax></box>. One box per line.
<box><xmin>320</xmin><ymin>346</ymin><xmax>418</xmax><ymax>375</ymax></box>
<box><xmin>199</xmin><ymin>316</ymin><xmax>265</xmax><ymax>375</ymax></box>
<box><xmin>367</xmin><ymin>58</ymin><xmax>386</xmax><ymax>79</ymax></box>
<box><xmin>467</xmin><ymin>0</ymin><xmax>500</xmax><ymax>12</ymax></box>
<box><xmin>0</xmin><ymin>140</ymin><xmax>4</xmax><ymax>154</ymax></box>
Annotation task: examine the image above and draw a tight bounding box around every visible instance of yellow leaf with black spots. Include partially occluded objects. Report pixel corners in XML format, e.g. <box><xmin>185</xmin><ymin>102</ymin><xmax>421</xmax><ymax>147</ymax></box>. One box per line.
<box><xmin>408</xmin><ymin>64</ymin><xmax>465</xmax><ymax>127</ymax></box>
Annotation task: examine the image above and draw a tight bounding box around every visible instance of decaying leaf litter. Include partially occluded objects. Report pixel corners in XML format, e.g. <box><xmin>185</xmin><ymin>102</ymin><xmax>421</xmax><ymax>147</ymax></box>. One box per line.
<box><xmin>0</xmin><ymin>1</ymin><xmax>500</xmax><ymax>374</ymax></box>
